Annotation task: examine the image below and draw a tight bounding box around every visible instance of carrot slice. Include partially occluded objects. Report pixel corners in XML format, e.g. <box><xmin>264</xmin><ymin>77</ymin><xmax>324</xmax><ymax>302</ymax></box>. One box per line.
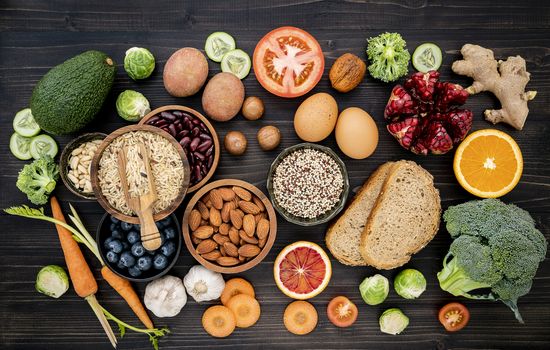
<box><xmin>283</xmin><ymin>301</ymin><xmax>318</xmax><ymax>335</ymax></box>
<box><xmin>221</xmin><ymin>278</ymin><xmax>255</xmax><ymax>305</ymax></box>
<box><xmin>202</xmin><ymin>305</ymin><xmax>236</xmax><ymax>338</ymax></box>
<box><xmin>226</xmin><ymin>294</ymin><xmax>261</xmax><ymax>328</ymax></box>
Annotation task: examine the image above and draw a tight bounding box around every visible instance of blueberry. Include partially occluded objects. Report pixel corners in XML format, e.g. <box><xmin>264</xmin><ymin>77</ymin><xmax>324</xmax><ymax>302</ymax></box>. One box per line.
<box><xmin>104</xmin><ymin>236</ymin><xmax>114</xmax><ymax>249</ymax></box>
<box><xmin>155</xmin><ymin>221</ymin><xmax>164</xmax><ymax>230</ymax></box>
<box><xmin>122</xmin><ymin>241</ymin><xmax>130</xmax><ymax>251</ymax></box>
<box><xmin>120</xmin><ymin>251</ymin><xmax>136</xmax><ymax>267</ymax></box>
<box><xmin>163</xmin><ymin>227</ymin><xmax>176</xmax><ymax>240</ymax></box>
<box><xmin>117</xmin><ymin>259</ymin><xmax>126</xmax><ymax>270</ymax></box>
<box><xmin>131</xmin><ymin>242</ymin><xmax>145</xmax><ymax>257</ymax></box>
<box><xmin>109</xmin><ymin>222</ymin><xmax>118</xmax><ymax>232</ymax></box>
<box><xmin>128</xmin><ymin>266</ymin><xmax>142</xmax><ymax>277</ymax></box>
<box><xmin>121</xmin><ymin>221</ymin><xmax>133</xmax><ymax>231</ymax></box>
<box><xmin>111</xmin><ymin>229</ymin><xmax>123</xmax><ymax>240</ymax></box>
<box><xmin>160</xmin><ymin>241</ymin><xmax>176</xmax><ymax>257</ymax></box>
<box><xmin>137</xmin><ymin>256</ymin><xmax>153</xmax><ymax>271</ymax></box>
<box><xmin>153</xmin><ymin>254</ymin><xmax>168</xmax><ymax>270</ymax></box>
<box><xmin>110</xmin><ymin>215</ymin><xmax>120</xmax><ymax>224</ymax></box>
<box><xmin>126</xmin><ymin>230</ymin><xmax>140</xmax><ymax>244</ymax></box>
<box><xmin>133</xmin><ymin>223</ymin><xmax>141</xmax><ymax>231</ymax></box>
<box><xmin>107</xmin><ymin>239</ymin><xmax>123</xmax><ymax>253</ymax></box>
<box><xmin>106</xmin><ymin>251</ymin><xmax>119</xmax><ymax>264</ymax></box>
<box><xmin>159</xmin><ymin>217</ymin><xmax>172</xmax><ymax>227</ymax></box>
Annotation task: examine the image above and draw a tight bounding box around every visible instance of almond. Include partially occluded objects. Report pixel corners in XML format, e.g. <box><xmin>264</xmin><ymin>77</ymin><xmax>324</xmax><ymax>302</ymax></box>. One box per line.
<box><xmin>239</xmin><ymin>230</ymin><xmax>259</xmax><ymax>244</ymax></box>
<box><xmin>193</xmin><ymin>225</ymin><xmax>214</xmax><ymax>239</ymax></box>
<box><xmin>221</xmin><ymin>201</ymin><xmax>235</xmax><ymax>223</ymax></box>
<box><xmin>229</xmin><ymin>227</ymin><xmax>240</xmax><ymax>245</ymax></box>
<box><xmin>239</xmin><ymin>201</ymin><xmax>261</xmax><ymax>215</ymax></box>
<box><xmin>243</xmin><ymin>214</ymin><xmax>256</xmax><ymax>237</ymax></box>
<box><xmin>201</xmin><ymin>192</ymin><xmax>210</xmax><ymax>204</ymax></box>
<box><xmin>220</xmin><ymin>245</ymin><xmax>227</xmax><ymax>256</ymax></box>
<box><xmin>216</xmin><ymin>256</ymin><xmax>240</xmax><ymax>266</ymax></box>
<box><xmin>232</xmin><ymin>186</ymin><xmax>252</xmax><ymax>201</ymax></box>
<box><xmin>201</xmin><ymin>219</ymin><xmax>209</xmax><ymax>226</ymax></box>
<box><xmin>256</xmin><ymin>218</ymin><xmax>270</xmax><ymax>240</ymax></box>
<box><xmin>218</xmin><ymin>187</ymin><xmax>236</xmax><ymax>201</ymax></box>
<box><xmin>201</xmin><ymin>250</ymin><xmax>221</xmax><ymax>261</ymax></box>
<box><xmin>223</xmin><ymin>242</ymin><xmax>239</xmax><ymax>257</ymax></box>
<box><xmin>209</xmin><ymin>207</ymin><xmax>222</xmax><ymax>227</ymax></box>
<box><xmin>188</xmin><ymin>209</ymin><xmax>202</xmax><ymax>231</ymax></box>
<box><xmin>219</xmin><ymin>223</ymin><xmax>230</xmax><ymax>235</ymax></box>
<box><xmin>205</xmin><ymin>200</ymin><xmax>213</xmax><ymax>209</ymax></box>
<box><xmin>196</xmin><ymin>239</ymin><xmax>217</xmax><ymax>254</ymax></box>
<box><xmin>238</xmin><ymin>255</ymin><xmax>246</xmax><ymax>262</ymax></box>
<box><xmin>209</xmin><ymin>189</ymin><xmax>224</xmax><ymax>210</ymax></box>
<box><xmin>252</xmin><ymin>196</ymin><xmax>266</xmax><ymax>212</ymax></box>
<box><xmin>191</xmin><ymin>235</ymin><xmax>203</xmax><ymax>245</ymax></box>
<box><xmin>197</xmin><ymin>201</ymin><xmax>209</xmax><ymax>220</ymax></box>
<box><xmin>213</xmin><ymin>233</ymin><xmax>229</xmax><ymax>246</ymax></box>
<box><xmin>238</xmin><ymin>244</ymin><xmax>261</xmax><ymax>258</ymax></box>
<box><xmin>230</xmin><ymin>209</ymin><xmax>243</xmax><ymax>229</ymax></box>
<box><xmin>258</xmin><ymin>237</ymin><xmax>267</xmax><ymax>248</ymax></box>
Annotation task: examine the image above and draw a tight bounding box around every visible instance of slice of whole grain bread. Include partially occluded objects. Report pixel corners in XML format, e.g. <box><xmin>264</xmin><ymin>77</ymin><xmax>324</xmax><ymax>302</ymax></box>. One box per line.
<box><xmin>325</xmin><ymin>162</ymin><xmax>394</xmax><ymax>266</ymax></box>
<box><xmin>359</xmin><ymin>160</ymin><xmax>441</xmax><ymax>270</ymax></box>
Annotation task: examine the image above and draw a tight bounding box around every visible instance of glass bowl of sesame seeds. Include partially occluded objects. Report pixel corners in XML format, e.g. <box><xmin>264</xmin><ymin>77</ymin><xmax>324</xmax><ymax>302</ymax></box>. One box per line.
<box><xmin>267</xmin><ymin>143</ymin><xmax>349</xmax><ymax>226</ymax></box>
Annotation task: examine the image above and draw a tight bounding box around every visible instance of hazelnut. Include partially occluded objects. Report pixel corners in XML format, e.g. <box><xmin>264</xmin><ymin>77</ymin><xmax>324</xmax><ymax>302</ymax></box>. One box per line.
<box><xmin>329</xmin><ymin>53</ymin><xmax>366</xmax><ymax>93</ymax></box>
<box><xmin>257</xmin><ymin>125</ymin><xmax>281</xmax><ymax>151</ymax></box>
<box><xmin>242</xmin><ymin>96</ymin><xmax>264</xmax><ymax>120</ymax></box>
<box><xmin>224</xmin><ymin>131</ymin><xmax>247</xmax><ymax>155</ymax></box>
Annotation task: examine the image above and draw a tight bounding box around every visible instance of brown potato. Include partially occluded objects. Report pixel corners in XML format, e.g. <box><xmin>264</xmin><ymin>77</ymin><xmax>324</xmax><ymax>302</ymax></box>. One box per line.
<box><xmin>202</xmin><ymin>72</ymin><xmax>245</xmax><ymax>122</ymax></box>
<box><xmin>163</xmin><ymin>47</ymin><xmax>208</xmax><ymax>97</ymax></box>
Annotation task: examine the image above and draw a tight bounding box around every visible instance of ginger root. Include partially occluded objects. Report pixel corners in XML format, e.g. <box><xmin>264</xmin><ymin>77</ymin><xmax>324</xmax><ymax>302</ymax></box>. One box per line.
<box><xmin>452</xmin><ymin>44</ymin><xmax>537</xmax><ymax>130</ymax></box>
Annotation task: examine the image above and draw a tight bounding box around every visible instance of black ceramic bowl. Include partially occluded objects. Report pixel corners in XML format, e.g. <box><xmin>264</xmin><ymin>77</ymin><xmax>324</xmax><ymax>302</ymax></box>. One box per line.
<box><xmin>97</xmin><ymin>212</ymin><xmax>182</xmax><ymax>282</ymax></box>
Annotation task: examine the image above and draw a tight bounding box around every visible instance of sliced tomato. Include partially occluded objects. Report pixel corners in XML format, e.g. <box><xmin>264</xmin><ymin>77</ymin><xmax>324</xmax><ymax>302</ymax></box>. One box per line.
<box><xmin>327</xmin><ymin>296</ymin><xmax>358</xmax><ymax>328</ymax></box>
<box><xmin>438</xmin><ymin>302</ymin><xmax>470</xmax><ymax>332</ymax></box>
<box><xmin>253</xmin><ymin>26</ymin><xmax>324</xmax><ymax>98</ymax></box>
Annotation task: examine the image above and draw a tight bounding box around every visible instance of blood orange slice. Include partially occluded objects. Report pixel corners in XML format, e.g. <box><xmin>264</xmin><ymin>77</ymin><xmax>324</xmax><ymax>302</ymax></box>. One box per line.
<box><xmin>274</xmin><ymin>241</ymin><xmax>332</xmax><ymax>300</ymax></box>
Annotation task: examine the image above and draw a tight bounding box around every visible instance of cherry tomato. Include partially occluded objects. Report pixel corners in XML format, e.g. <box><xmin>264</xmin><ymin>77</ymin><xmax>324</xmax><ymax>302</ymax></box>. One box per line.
<box><xmin>327</xmin><ymin>296</ymin><xmax>358</xmax><ymax>328</ymax></box>
<box><xmin>438</xmin><ymin>302</ymin><xmax>470</xmax><ymax>332</ymax></box>
<box><xmin>253</xmin><ymin>26</ymin><xmax>324</xmax><ymax>98</ymax></box>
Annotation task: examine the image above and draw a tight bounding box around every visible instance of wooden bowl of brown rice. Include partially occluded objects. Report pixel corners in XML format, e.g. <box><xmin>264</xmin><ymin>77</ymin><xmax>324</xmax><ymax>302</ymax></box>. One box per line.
<box><xmin>90</xmin><ymin>124</ymin><xmax>190</xmax><ymax>224</ymax></box>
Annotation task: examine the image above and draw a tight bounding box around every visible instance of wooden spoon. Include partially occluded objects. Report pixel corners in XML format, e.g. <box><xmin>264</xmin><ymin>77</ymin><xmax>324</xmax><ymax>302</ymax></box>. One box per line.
<box><xmin>117</xmin><ymin>145</ymin><xmax>162</xmax><ymax>251</ymax></box>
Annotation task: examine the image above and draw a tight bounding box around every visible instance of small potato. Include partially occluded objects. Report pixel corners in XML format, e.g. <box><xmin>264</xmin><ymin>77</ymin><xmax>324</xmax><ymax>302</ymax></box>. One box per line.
<box><xmin>202</xmin><ymin>72</ymin><xmax>245</xmax><ymax>122</ymax></box>
<box><xmin>163</xmin><ymin>47</ymin><xmax>208</xmax><ymax>97</ymax></box>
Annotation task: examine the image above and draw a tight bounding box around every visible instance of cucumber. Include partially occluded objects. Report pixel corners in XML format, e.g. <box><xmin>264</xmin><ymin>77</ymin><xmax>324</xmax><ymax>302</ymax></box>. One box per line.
<box><xmin>412</xmin><ymin>43</ymin><xmax>443</xmax><ymax>73</ymax></box>
<box><xmin>10</xmin><ymin>133</ymin><xmax>33</xmax><ymax>160</ymax></box>
<box><xmin>221</xmin><ymin>49</ymin><xmax>251</xmax><ymax>79</ymax></box>
<box><xmin>30</xmin><ymin>134</ymin><xmax>58</xmax><ymax>159</ymax></box>
<box><xmin>205</xmin><ymin>32</ymin><xmax>236</xmax><ymax>62</ymax></box>
<box><xmin>13</xmin><ymin>108</ymin><xmax>41</xmax><ymax>137</ymax></box>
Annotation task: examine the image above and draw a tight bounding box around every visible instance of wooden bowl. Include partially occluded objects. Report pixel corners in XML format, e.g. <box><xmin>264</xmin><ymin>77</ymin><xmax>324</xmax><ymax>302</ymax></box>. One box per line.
<box><xmin>139</xmin><ymin>105</ymin><xmax>220</xmax><ymax>192</ymax></box>
<box><xmin>59</xmin><ymin>132</ymin><xmax>106</xmax><ymax>199</ymax></box>
<box><xmin>90</xmin><ymin>124</ymin><xmax>190</xmax><ymax>224</ymax></box>
<box><xmin>182</xmin><ymin>179</ymin><xmax>277</xmax><ymax>274</ymax></box>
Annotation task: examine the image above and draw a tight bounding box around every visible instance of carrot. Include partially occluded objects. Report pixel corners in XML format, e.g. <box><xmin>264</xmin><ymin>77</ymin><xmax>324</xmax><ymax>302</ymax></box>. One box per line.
<box><xmin>50</xmin><ymin>196</ymin><xmax>98</xmax><ymax>298</ymax></box>
<box><xmin>101</xmin><ymin>265</ymin><xmax>154</xmax><ymax>329</ymax></box>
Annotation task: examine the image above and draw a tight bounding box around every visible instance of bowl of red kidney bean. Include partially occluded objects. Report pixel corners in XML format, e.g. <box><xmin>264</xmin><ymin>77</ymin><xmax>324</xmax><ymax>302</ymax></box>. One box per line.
<box><xmin>139</xmin><ymin>105</ymin><xmax>220</xmax><ymax>192</ymax></box>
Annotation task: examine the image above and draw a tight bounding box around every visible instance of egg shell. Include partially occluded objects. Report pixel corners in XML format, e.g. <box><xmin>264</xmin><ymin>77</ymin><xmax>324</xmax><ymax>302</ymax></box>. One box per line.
<box><xmin>335</xmin><ymin>107</ymin><xmax>378</xmax><ymax>159</ymax></box>
<box><xmin>294</xmin><ymin>93</ymin><xmax>338</xmax><ymax>142</ymax></box>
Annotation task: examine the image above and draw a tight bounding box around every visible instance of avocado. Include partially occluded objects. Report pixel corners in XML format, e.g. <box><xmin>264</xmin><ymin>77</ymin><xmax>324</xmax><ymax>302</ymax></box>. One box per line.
<box><xmin>30</xmin><ymin>50</ymin><xmax>116</xmax><ymax>135</ymax></box>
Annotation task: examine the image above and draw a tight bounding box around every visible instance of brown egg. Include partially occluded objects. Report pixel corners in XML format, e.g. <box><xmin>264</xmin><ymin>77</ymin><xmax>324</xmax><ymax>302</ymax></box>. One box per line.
<box><xmin>335</xmin><ymin>107</ymin><xmax>378</xmax><ymax>159</ymax></box>
<box><xmin>294</xmin><ymin>93</ymin><xmax>338</xmax><ymax>142</ymax></box>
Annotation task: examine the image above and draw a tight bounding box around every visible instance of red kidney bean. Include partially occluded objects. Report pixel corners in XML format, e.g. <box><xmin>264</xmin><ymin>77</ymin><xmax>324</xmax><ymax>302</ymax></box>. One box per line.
<box><xmin>156</xmin><ymin>120</ymin><xmax>168</xmax><ymax>128</ymax></box>
<box><xmin>207</xmin><ymin>155</ymin><xmax>214</xmax><ymax>168</ymax></box>
<box><xmin>161</xmin><ymin>111</ymin><xmax>177</xmax><ymax>121</ymax></box>
<box><xmin>192</xmin><ymin>118</ymin><xmax>201</xmax><ymax>125</ymax></box>
<box><xmin>194</xmin><ymin>152</ymin><xmax>205</xmax><ymax>162</ymax></box>
<box><xmin>179</xmin><ymin>136</ymin><xmax>191</xmax><ymax>148</ymax></box>
<box><xmin>172</xmin><ymin>110</ymin><xmax>183</xmax><ymax>117</ymax></box>
<box><xmin>177</xmin><ymin>129</ymin><xmax>189</xmax><ymax>138</ymax></box>
<box><xmin>189</xmin><ymin>137</ymin><xmax>200</xmax><ymax>151</ymax></box>
<box><xmin>191</xmin><ymin>126</ymin><xmax>200</xmax><ymax>137</ymax></box>
<box><xmin>205</xmin><ymin>145</ymin><xmax>214</xmax><ymax>157</ymax></box>
<box><xmin>197</xmin><ymin>140</ymin><xmax>212</xmax><ymax>153</ymax></box>
<box><xmin>194</xmin><ymin>165</ymin><xmax>202</xmax><ymax>181</ymax></box>
<box><xmin>199</xmin><ymin>133</ymin><xmax>211</xmax><ymax>141</ymax></box>
<box><xmin>148</xmin><ymin>116</ymin><xmax>160</xmax><ymax>124</ymax></box>
<box><xmin>168</xmin><ymin>124</ymin><xmax>177</xmax><ymax>137</ymax></box>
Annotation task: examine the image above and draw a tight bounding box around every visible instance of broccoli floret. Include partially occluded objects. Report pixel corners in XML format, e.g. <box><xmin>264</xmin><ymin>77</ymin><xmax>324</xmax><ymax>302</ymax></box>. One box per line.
<box><xmin>16</xmin><ymin>156</ymin><xmax>59</xmax><ymax>205</ymax></box>
<box><xmin>366</xmin><ymin>32</ymin><xmax>410</xmax><ymax>83</ymax></box>
<box><xmin>438</xmin><ymin>199</ymin><xmax>547</xmax><ymax>323</ymax></box>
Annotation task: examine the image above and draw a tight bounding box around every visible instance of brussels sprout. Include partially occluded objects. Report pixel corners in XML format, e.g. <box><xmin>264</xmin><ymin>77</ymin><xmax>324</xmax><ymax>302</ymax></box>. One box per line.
<box><xmin>36</xmin><ymin>265</ymin><xmax>69</xmax><ymax>298</ymax></box>
<box><xmin>379</xmin><ymin>308</ymin><xmax>409</xmax><ymax>335</ymax></box>
<box><xmin>394</xmin><ymin>268</ymin><xmax>426</xmax><ymax>299</ymax></box>
<box><xmin>116</xmin><ymin>90</ymin><xmax>151</xmax><ymax>122</ymax></box>
<box><xmin>359</xmin><ymin>274</ymin><xmax>389</xmax><ymax>305</ymax></box>
<box><xmin>124</xmin><ymin>47</ymin><xmax>155</xmax><ymax>80</ymax></box>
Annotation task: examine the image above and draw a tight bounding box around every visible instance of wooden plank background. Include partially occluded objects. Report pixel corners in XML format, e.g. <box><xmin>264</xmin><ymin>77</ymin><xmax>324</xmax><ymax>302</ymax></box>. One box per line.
<box><xmin>0</xmin><ymin>1</ymin><xmax>549</xmax><ymax>349</ymax></box>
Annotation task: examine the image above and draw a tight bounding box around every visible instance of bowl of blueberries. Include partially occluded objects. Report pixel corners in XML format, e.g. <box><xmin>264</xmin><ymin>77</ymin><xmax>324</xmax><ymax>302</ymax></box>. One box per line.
<box><xmin>97</xmin><ymin>212</ymin><xmax>181</xmax><ymax>282</ymax></box>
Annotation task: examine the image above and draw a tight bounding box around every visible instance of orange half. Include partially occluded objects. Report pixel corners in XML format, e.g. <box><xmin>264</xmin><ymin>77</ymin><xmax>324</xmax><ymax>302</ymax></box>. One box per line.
<box><xmin>454</xmin><ymin>129</ymin><xmax>523</xmax><ymax>198</ymax></box>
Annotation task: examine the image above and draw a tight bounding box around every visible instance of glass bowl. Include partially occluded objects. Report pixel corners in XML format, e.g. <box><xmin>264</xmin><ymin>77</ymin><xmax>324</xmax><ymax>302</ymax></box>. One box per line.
<box><xmin>266</xmin><ymin>143</ymin><xmax>349</xmax><ymax>226</ymax></box>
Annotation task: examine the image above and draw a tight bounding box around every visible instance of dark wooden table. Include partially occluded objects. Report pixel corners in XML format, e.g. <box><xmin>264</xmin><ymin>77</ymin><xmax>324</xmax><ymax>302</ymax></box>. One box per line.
<box><xmin>1</xmin><ymin>1</ymin><xmax>549</xmax><ymax>349</ymax></box>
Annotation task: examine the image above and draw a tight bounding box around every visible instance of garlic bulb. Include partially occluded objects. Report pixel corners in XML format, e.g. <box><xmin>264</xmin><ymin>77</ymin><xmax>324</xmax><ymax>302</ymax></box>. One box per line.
<box><xmin>144</xmin><ymin>275</ymin><xmax>187</xmax><ymax>318</ymax></box>
<box><xmin>183</xmin><ymin>265</ymin><xmax>225</xmax><ymax>302</ymax></box>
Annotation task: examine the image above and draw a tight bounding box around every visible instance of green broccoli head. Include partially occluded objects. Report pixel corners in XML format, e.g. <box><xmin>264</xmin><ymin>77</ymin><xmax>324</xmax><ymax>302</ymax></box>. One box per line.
<box><xmin>16</xmin><ymin>156</ymin><xmax>59</xmax><ymax>205</ymax></box>
<box><xmin>366</xmin><ymin>32</ymin><xmax>410</xmax><ymax>83</ymax></box>
<box><xmin>450</xmin><ymin>235</ymin><xmax>502</xmax><ymax>285</ymax></box>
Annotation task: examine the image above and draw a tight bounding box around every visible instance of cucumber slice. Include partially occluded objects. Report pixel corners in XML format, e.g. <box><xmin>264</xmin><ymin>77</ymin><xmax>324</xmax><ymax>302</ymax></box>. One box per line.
<box><xmin>412</xmin><ymin>43</ymin><xmax>443</xmax><ymax>73</ymax></box>
<box><xmin>30</xmin><ymin>134</ymin><xmax>58</xmax><ymax>159</ymax></box>
<box><xmin>221</xmin><ymin>49</ymin><xmax>251</xmax><ymax>79</ymax></box>
<box><xmin>13</xmin><ymin>108</ymin><xmax>41</xmax><ymax>137</ymax></box>
<box><xmin>205</xmin><ymin>32</ymin><xmax>236</xmax><ymax>62</ymax></box>
<box><xmin>10</xmin><ymin>133</ymin><xmax>33</xmax><ymax>160</ymax></box>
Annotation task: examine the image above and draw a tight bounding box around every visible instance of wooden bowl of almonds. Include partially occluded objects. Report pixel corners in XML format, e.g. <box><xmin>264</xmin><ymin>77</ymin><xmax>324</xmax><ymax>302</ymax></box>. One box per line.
<box><xmin>59</xmin><ymin>132</ymin><xmax>107</xmax><ymax>199</ymax></box>
<box><xmin>182</xmin><ymin>179</ymin><xmax>277</xmax><ymax>274</ymax></box>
